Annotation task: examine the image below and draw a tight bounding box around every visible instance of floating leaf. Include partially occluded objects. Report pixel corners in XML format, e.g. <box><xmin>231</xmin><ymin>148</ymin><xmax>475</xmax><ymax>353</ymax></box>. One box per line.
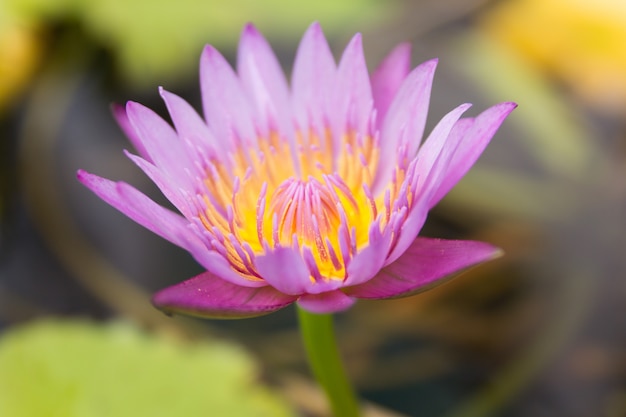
<box><xmin>0</xmin><ymin>320</ymin><xmax>294</xmax><ymax>417</ymax></box>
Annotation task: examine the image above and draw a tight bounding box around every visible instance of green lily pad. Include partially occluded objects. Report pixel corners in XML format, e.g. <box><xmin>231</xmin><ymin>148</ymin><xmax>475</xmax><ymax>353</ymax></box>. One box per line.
<box><xmin>0</xmin><ymin>320</ymin><xmax>294</xmax><ymax>417</ymax></box>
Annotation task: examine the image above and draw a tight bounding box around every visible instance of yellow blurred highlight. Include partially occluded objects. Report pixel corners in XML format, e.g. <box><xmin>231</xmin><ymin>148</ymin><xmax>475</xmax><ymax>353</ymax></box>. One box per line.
<box><xmin>0</xmin><ymin>21</ymin><xmax>41</xmax><ymax>112</ymax></box>
<box><xmin>481</xmin><ymin>0</ymin><xmax>626</xmax><ymax>113</ymax></box>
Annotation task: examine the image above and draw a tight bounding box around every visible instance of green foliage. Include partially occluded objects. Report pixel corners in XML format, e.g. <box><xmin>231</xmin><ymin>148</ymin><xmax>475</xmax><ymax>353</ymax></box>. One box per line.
<box><xmin>0</xmin><ymin>320</ymin><xmax>294</xmax><ymax>417</ymax></box>
<box><xmin>6</xmin><ymin>0</ymin><xmax>388</xmax><ymax>85</ymax></box>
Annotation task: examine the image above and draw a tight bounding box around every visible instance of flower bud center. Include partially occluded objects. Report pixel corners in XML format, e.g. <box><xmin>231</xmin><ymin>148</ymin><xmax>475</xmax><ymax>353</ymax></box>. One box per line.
<box><xmin>269</xmin><ymin>177</ymin><xmax>340</xmax><ymax>247</ymax></box>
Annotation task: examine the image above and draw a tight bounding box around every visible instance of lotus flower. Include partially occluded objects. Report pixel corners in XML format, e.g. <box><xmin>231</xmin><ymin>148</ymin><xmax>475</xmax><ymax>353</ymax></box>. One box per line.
<box><xmin>78</xmin><ymin>23</ymin><xmax>516</xmax><ymax>318</ymax></box>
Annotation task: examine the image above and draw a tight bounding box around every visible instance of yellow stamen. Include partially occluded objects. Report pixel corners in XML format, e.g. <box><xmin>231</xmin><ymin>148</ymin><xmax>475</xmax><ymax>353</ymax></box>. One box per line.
<box><xmin>200</xmin><ymin>129</ymin><xmax>384</xmax><ymax>282</ymax></box>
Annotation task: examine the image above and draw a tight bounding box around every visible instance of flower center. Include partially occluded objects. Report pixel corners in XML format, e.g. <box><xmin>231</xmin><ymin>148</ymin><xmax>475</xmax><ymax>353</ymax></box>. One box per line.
<box><xmin>198</xmin><ymin>130</ymin><xmax>388</xmax><ymax>281</ymax></box>
<box><xmin>269</xmin><ymin>177</ymin><xmax>340</xmax><ymax>247</ymax></box>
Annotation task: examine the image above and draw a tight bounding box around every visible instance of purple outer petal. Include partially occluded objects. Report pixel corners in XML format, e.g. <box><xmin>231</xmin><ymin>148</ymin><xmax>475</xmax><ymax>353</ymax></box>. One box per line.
<box><xmin>331</xmin><ymin>33</ymin><xmax>373</xmax><ymax>152</ymax></box>
<box><xmin>77</xmin><ymin>170</ymin><xmax>196</xmax><ymax>250</ymax></box>
<box><xmin>382</xmin><ymin>104</ymin><xmax>471</xmax><ymax>266</ymax></box>
<box><xmin>78</xmin><ymin>170</ymin><xmax>265</xmax><ymax>289</ymax></box>
<box><xmin>412</xmin><ymin>103</ymin><xmax>472</xmax><ymax>203</ymax></box>
<box><xmin>112</xmin><ymin>103</ymin><xmax>149</xmax><ymax>162</ymax></box>
<box><xmin>384</xmin><ymin>103</ymin><xmax>514</xmax><ymax>266</ymax></box>
<box><xmin>291</xmin><ymin>22</ymin><xmax>336</xmax><ymax>135</ymax></box>
<box><xmin>345</xmin><ymin>237</ymin><xmax>502</xmax><ymax>299</ymax></box>
<box><xmin>255</xmin><ymin>246</ymin><xmax>311</xmax><ymax>295</ymax></box>
<box><xmin>188</xmin><ymin>247</ymin><xmax>268</xmax><ymax>288</ymax></box>
<box><xmin>237</xmin><ymin>24</ymin><xmax>293</xmax><ymax>139</ymax></box>
<box><xmin>373</xmin><ymin>59</ymin><xmax>438</xmax><ymax>195</ymax></box>
<box><xmin>429</xmin><ymin>102</ymin><xmax>517</xmax><ymax>207</ymax></box>
<box><xmin>153</xmin><ymin>271</ymin><xmax>297</xmax><ymax>319</ymax></box>
<box><xmin>297</xmin><ymin>290</ymin><xmax>356</xmax><ymax>314</ymax></box>
<box><xmin>159</xmin><ymin>88</ymin><xmax>221</xmax><ymax>161</ymax></box>
<box><xmin>344</xmin><ymin>221</ymin><xmax>393</xmax><ymax>287</ymax></box>
<box><xmin>385</xmin><ymin>202</ymin><xmax>429</xmax><ymax>266</ymax></box>
<box><xmin>255</xmin><ymin>246</ymin><xmax>346</xmax><ymax>295</ymax></box>
<box><xmin>124</xmin><ymin>152</ymin><xmax>195</xmax><ymax>219</ymax></box>
<box><xmin>200</xmin><ymin>45</ymin><xmax>256</xmax><ymax>150</ymax></box>
<box><xmin>371</xmin><ymin>42</ymin><xmax>411</xmax><ymax>127</ymax></box>
<box><xmin>125</xmin><ymin>101</ymin><xmax>193</xmax><ymax>188</ymax></box>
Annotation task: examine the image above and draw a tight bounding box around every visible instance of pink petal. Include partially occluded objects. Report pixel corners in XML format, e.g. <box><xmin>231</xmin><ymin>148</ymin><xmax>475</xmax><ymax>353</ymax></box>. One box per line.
<box><xmin>112</xmin><ymin>103</ymin><xmax>149</xmax><ymax>162</ymax></box>
<box><xmin>237</xmin><ymin>23</ymin><xmax>293</xmax><ymax>139</ymax></box>
<box><xmin>412</xmin><ymin>103</ymin><xmax>472</xmax><ymax>203</ymax></box>
<box><xmin>153</xmin><ymin>271</ymin><xmax>297</xmax><ymax>319</ymax></box>
<box><xmin>371</xmin><ymin>42</ymin><xmax>412</xmax><ymax>127</ymax></box>
<box><xmin>346</xmin><ymin>237</ymin><xmax>502</xmax><ymax>299</ymax></box>
<box><xmin>384</xmin><ymin>202</ymin><xmax>429</xmax><ymax>266</ymax></box>
<box><xmin>381</xmin><ymin>102</ymin><xmax>473</xmax><ymax>267</ymax></box>
<box><xmin>124</xmin><ymin>152</ymin><xmax>194</xmax><ymax>219</ymax></box>
<box><xmin>79</xmin><ymin>170</ymin><xmax>263</xmax><ymax>290</ymax></box>
<box><xmin>255</xmin><ymin>246</ymin><xmax>347</xmax><ymax>295</ymax></box>
<box><xmin>199</xmin><ymin>45</ymin><xmax>256</xmax><ymax>150</ymax></box>
<box><xmin>125</xmin><ymin>101</ymin><xmax>193</xmax><ymax>187</ymax></box>
<box><xmin>429</xmin><ymin>102</ymin><xmax>517</xmax><ymax>207</ymax></box>
<box><xmin>254</xmin><ymin>246</ymin><xmax>311</xmax><ymax>295</ymax></box>
<box><xmin>344</xmin><ymin>221</ymin><xmax>393</xmax><ymax>287</ymax></box>
<box><xmin>291</xmin><ymin>22</ymin><xmax>336</xmax><ymax>136</ymax></box>
<box><xmin>373</xmin><ymin>59</ymin><xmax>438</xmax><ymax>195</ymax></box>
<box><xmin>77</xmin><ymin>170</ymin><xmax>196</xmax><ymax>251</ymax></box>
<box><xmin>159</xmin><ymin>88</ymin><xmax>222</xmax><ymax>161</ymax></box>
<box><xmin>188</xmin><ymin>245</ymin><xmax>268</xmax><ymax>288</ymax></box>
<box><xmin>330</xmin><ymin>33</ymin><xmax>373</xmax><ymax>152</ymax></box>
<box><xmin>297</xmin><ymin>290</ymin><xmax>355</xmax><ymax>314</ymax></box>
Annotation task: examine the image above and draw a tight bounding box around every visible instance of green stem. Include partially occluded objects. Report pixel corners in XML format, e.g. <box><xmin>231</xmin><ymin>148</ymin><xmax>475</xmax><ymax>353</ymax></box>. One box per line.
<box><xmin>297</xmin><ymin>306</ymin><xmax>360</xmax><ymax>417</ymax></box>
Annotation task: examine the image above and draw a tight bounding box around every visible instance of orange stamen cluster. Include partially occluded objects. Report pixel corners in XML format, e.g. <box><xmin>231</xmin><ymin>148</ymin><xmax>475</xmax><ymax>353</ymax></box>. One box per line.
<box><xmin>198</xmin><ymin>128</ymin><xmax>389</xmax><ymax>281</ymax></box>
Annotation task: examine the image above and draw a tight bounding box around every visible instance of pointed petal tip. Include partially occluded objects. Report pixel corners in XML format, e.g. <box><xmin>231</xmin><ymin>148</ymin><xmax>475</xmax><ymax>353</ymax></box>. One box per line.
<box><xmin>416</xmin><ymin>58</ymin><xmax>439</xmax><ymax>79</ymax></box>
<box><xmin>158</xmin><ymin>87</ymin><xmax>179</xmax><ymax>106</ymax></box>
<box><xmin>124</xmin><ymin>101</ymin><xmax>158</xmax><ymax>134</ymax></box>
<box><xmin>482</xmin><ymin>102</ymin><xmax>518</xmax><ymax>123</ymax></box>
<box><xmin>76</xmin><ymin>168</ymin><xmax>86</xmax><ymax>179</ymax></box>
<box><xmin>423</xmin><ymin>57</ymin><xmax>439</xmax><ymax>68</ymax></box>
<box><xmin>301</xmin><ymin>21</ymin><xmax>325</xmax><ymax>41</ymax></box>
<box><xmin>479</xmin><ymin>101</ymin><xmax>518</xmax><ymax>126</ymax></box>
<box><xmin>347</xmin><ymin>31</ymin><xmax>363</xmax><ymax>48</ymax></box>
<box><xmin>243</xmin><ymin>22</ymin><xmax>258</xmax><ymax>34</ymax></box>
<box><xmin>124</xmin><ymin>100</ymin><xmax>142</xmax><ymax>117</ymax></box>
<box><xmin>308</xmin><ymin>21</ymin><xmax>322</xmax><ymax>30</ymax></box>
<box><xmin>502</xmin><ymin>101</ymin><xmax>518</xmax><ymax>113</ymax></box>
<box><xmin>491</xmin><ymin>246</ymin><xmax>505</xmax><ymax>260</ymax></box>
<box><xmin>76</xmin><ymin>169</ymin><xmax>93</xmax><ymax>185</ymax></box>
<box><xmin>200</xmin><ymin>44</ymin><xmax>219</xmax><ymax>62</ymax></box>
<box><xmin>406</xmin><ymin>58</ymin><xmax>438</xmax><ymax>83</ymax></box>
<box><xmin>76</xmin><ymin>169</ymin><xmax>104</xmax><ymax>186</ymax></box>
<box><xmin>339</xmin><ymin>31</ymin><xmax>363</xmax><ymax>60</ymax></box>
<box><xmin>495</xmin><ymin>101</ymin><xmax>518</xmax><ymax>112</ymax></box>
<box><xmin>459</xmin><ymin>102</ymin><xmax>473</xmax><ymax>111</ymax></box>
<box><xmin>110</xmin><ymin>102</ymin><xmax>126</xmax><ymax>118</ymax></box>
<box><xmin>240</xmin><ymin>22</ymin><xmax>265</xmax><ymax>46</ymax></box>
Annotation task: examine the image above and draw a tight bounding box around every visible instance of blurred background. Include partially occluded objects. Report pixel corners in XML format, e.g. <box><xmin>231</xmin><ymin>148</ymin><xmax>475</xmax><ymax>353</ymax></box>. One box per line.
<box><xmin>1</xmin><ymin>0</ymin><xmax>625</xmax><ymax>416</ymax></box>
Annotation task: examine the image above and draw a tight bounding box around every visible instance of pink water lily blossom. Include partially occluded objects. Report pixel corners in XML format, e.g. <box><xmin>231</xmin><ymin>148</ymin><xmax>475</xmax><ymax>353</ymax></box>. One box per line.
<box><xmin>78</xmin><ymin>23</ymin><xmax>515</xmax><ymax>318</ymax></box>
